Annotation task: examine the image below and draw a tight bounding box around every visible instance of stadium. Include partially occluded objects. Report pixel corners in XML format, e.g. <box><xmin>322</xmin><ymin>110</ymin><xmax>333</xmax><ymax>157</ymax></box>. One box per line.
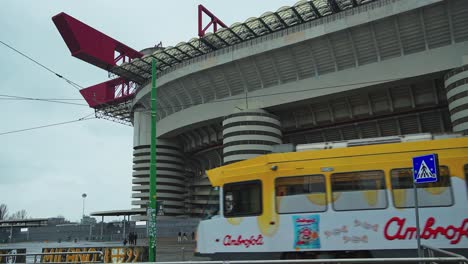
<box><xmin>53</xmin><ymin>0</ymin><xmax>468</xmax><ymax>220</ymax></box>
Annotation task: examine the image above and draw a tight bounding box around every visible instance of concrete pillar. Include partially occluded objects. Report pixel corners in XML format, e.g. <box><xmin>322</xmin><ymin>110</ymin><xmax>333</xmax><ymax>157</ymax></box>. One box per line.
<box><xmin>222</xmin><ymin>109</ymin><xmax>282</xmax><ymax>164</ymax></box>
<box><xmin>445</xmin><ymin>64</ymin><xmax>468</xmax><ymax>134</ymax></box>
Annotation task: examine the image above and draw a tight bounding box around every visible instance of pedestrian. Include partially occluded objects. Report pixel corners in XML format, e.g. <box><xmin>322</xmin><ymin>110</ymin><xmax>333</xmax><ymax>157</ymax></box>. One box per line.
<box><xmin>134</xmin><ymin>233</ymin><xmax>138</xmax><ymax>245</ymax></box>
<box><xmin>183</xmin><ymin>232</ymin><xmax>188</xmax><ymax>242</ymax></box>
<box><xmin>129</xmin><ymin>232</ymin><xmax>134</xmax><ymax>245</ymax></box>
<box><xmin>191</xmin><ymin>231</ymin><xmax>195</xmax><ymax>241</ymax></box>
<box><xmin>177</xmin><ymin>231</ymin><xmax>182</xmax><ymax>243</ymax></box>
<box><xmin>123</xmin><ymin>238</ymin><xmax>128</xmax><ymax>246</ymax></box>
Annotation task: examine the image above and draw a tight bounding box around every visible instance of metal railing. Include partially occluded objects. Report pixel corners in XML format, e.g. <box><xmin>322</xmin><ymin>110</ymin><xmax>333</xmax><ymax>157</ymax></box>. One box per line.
<box><xmin>0</xmin><ymin>245</ymin><xmax>466</xmax><ymax>263</ymax></box>
<box><xmin>140</xmin><ymin>258</ymin><xmax>468</xmax><ymax>264</ymax></box>
<box><xmin>143</xmin><ymin>244</ymin><xmax>468</xmax><ymax>264</ymax></box>
<box><xmin>422</xmin><ymin>244</ymin><xmax>468</xmax><ymax>263</ymax></box>
<box><xmin>0</xmin><ymin>251</ymin><xmax>103</xmax><ymax>264</ymax></box>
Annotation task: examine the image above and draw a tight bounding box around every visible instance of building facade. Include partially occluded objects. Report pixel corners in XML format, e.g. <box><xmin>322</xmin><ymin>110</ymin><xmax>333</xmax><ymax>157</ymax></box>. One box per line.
<box><xmin>127</xmin><ymin>0</ymin><xmax>468</xmax><ymax>220</ymax></box>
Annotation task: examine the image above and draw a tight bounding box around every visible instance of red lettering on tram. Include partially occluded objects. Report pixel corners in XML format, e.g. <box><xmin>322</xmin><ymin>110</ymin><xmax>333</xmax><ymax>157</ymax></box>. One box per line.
<box><xmin>384</xmin><ymin>217</ymin><xmax>468</xmax><ymax>244</ymax></box>
<box><xmin>223</xmin><ymin>234</ymin><xmax>264</xmax><ymax>248</ymax></box>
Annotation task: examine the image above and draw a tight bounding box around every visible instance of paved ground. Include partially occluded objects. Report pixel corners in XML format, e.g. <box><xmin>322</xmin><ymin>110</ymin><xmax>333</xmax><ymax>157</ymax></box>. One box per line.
<box><xmin>152</xmin><ymin>237</ymin><xmax>210</xmax><ymax>262</ymax></box>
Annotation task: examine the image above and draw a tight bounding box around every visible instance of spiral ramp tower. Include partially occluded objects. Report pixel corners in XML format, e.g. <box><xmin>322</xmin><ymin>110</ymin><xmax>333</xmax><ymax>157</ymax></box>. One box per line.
<box><xmin>223</xmin><ymin>109</ymin><xmax>282</xmax><ymax>164</ymax></box>
<box><xmin>445</xmin><ymin>65</ymin><xmax>468</xmax><ymax>135</ymax></box>
<box><xmin>132</xmin><ymin>111</ymin><xmax>186</xmax><ymax>219</ymax></box>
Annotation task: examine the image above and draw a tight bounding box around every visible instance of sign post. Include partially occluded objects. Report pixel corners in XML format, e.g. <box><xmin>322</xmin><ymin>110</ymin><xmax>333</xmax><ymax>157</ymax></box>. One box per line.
<box><xmin>412</xmin><ymin>153</ymin><xmax>439</xmax><ymax>258</ymax></box>
<box><xmin>157</xmin><ymin>201</ymin><xmax>165</xmax><ymax>216</ymax></box>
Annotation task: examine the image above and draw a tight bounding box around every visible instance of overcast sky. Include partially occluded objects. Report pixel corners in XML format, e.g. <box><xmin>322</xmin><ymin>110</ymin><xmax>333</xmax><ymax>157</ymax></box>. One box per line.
<box><xmin>0</xmin><ymin>0</ymin><xmax>298</xmax><ymax>222</ymax></box>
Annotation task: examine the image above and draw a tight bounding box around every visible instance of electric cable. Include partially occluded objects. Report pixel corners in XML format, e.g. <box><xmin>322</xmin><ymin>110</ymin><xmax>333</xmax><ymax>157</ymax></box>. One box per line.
<box><xmin>0</xmin><ymin>40</ymin><xmax>83</xmax><ymax>90</ymax></box>
<box><xmin>0</xmin><ymin>98</ymin><xmax>83</xmax><ymax>101</ymax></box>
<box><xmin>0</xmin><ymin>113</ymin><xmax>95</xmax><ymax>136</ymax></box>
<box><xmin>0</xmin><ymin>94</ymin><xmax>84</xmax><ymax>101</ymax></box>
<box><xmin>0</xmin><ymin>94</ymin><xmax>87</xmax><ymax>106</ymax></box>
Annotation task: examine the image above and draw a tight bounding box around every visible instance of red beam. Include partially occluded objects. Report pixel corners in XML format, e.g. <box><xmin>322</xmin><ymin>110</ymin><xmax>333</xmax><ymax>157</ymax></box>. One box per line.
<box><xmin>198</xmin><ymin>5</ymin><xmax>228</xmax><ymax>38</ymax></box>
<box><xmin>79</xmin><ymin>77</ymin><xmax>135</xmax><ymax>108</ymax></box>
<box><xmin>52</xmin><ymin>12</ymin><xmax>143</xmax><ymax>71</ymax></box>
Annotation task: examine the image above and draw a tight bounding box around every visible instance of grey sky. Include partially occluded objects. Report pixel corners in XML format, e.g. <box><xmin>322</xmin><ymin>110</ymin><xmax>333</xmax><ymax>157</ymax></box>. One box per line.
<box><xmin>0</xmin><ymin>0</ymin><xmax>297</xmax><ymax>222</ymax></box>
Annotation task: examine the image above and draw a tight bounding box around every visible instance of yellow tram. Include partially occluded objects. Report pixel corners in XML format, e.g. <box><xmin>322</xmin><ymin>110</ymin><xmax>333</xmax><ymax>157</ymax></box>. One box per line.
<box><xmin>196</xmin><ymin>134</ymin><xmax>468</xmax><ymax>259</ymax></box>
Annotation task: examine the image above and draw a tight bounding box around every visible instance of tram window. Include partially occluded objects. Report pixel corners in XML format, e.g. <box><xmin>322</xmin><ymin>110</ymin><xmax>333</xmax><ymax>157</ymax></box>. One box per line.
<box><xmin>391</xmin><ymin>166</ymin><xmax>453</xmax><ymax>208</ymax></box>
<box><xmin>331</xmin><ymin>171</ymin><xmax>387</xmax><ymax>211</ymax></box>
<box><xmin>275</xmin><ymin>175</ymin><xmax>326</xmax><ymax>214</ymax></box>
<box><xmin>223</xmin><ymin>180</ymin><xmax>262</xmax><ymax>217</ymax></box>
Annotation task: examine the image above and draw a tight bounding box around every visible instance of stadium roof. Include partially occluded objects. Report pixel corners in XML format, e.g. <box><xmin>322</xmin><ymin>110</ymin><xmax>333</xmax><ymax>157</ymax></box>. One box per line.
<box><xmin>90</xmin><ymin>209</ymin><xmax>144</xmax><ymax>217</ymax></box>
<box><xmin>113</xmin><ymin>0</ymin><xmax>375</xmax><ymax>84</ymax></box>
<box><xmin>0</xmin><ymin>218</ymin><xmax>48</xmax><ymax>227</ymax></box>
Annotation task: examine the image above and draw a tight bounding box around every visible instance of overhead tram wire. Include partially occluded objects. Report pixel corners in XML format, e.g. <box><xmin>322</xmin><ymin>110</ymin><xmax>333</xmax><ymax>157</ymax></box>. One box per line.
<box><xmin>0</xmin><ymin>94</ymin><xmax>88</xmax><ymax>106</ymax></box>
<box><xmin>0</xmin><ymin>113</ymin><xmax>96</xmax><ymax>136</ymax></box>
<box><xmin>0</xmin><ymin>40</ymin><xmax>83</xmax><ymax>90</ymax></box>
<box><xmin>0</xmin><ymin>97</ymin><xmax>84</xmax><ymax>100</ymax></box>
<box><xmin>0</xmin><ymin>41</ymin><xmax>119</xmax><ymax>122</ymax></box>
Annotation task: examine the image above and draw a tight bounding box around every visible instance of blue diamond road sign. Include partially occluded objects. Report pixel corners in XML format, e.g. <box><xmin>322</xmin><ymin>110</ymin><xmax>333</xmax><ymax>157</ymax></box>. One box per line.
<box><xmin>413</xmin><ymin>154</ymin><xmax>439</xmax><ymax>184</ymax></box>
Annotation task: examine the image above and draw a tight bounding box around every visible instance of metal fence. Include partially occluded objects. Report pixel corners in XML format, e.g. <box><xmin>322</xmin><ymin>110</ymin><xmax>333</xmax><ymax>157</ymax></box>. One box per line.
<box><xmin>143</xmin><ymin>257</ymin><xmax>468</xmax><ymax>264</ymax></box>
<box><xmin>144</xmin><ymin>259</ymin><xmax>467</xmax><ymax>264</ymax></box>
<box><xmin>0</xmin><ymin>251</ymin><xmax>103</xmax><ymax>264</ymax></box>
<box><xmin>0</xmin><ymin>244</ymin><xmax>466</xmax><ymax>263</ymax></box>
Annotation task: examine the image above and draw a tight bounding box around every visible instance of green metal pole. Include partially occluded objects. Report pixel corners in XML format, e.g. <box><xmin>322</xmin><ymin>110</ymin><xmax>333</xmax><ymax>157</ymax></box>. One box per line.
<box><xmin>149</xmin><ymin>58</ymin><xmax>158</xmax><ymax>262</ymax></box>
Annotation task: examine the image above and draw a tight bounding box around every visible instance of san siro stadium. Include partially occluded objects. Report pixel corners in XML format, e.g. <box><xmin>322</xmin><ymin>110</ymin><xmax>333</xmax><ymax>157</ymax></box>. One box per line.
<box><xmin>53</xmin><ymin>0</ymin><xmax>468</xmax><ymax>220</ymax></box>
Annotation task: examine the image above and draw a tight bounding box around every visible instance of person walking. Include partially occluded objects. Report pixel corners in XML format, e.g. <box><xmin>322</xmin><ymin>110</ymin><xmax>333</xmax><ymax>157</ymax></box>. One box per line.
<box><xmin>128</xmin><ymin>233</ymin><xmax>133</xmax><ymax>245</ymax></box>
<box><xmin>183</xmin><ymin>232</ymin><xmax>188</xmax><ymax>242</ymax></box>
<box><xmin>177</xmin><ymin>231</ymin><xmax>182</xmax><ymax>243</ymax></box>
<box><xmin>191</xmin><ymin>231</ymin><xmax>195</xmax><ymax>241</ymax></box>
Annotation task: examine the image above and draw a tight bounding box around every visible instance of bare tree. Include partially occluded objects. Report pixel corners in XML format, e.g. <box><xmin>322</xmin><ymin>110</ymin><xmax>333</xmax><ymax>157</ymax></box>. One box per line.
<box><xmin>9</xmin><ymin>209</ymin><xmax>28</xmax><ymax>220</ymax></box>
<box><xmin>16</xmin><ymin>209</ymin><xmax>28</xmax><ymax>219</ymax></box>
<box><xmin>0</xmin><ymin>204</ymin><xmax>8</xmax><ymax>220</ymax></box>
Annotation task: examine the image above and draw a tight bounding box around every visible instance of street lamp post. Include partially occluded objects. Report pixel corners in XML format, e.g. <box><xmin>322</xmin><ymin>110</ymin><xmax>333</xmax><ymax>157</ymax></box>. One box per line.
<box><xmin>82</xmin><ymin>193</ymin><xmax>87</xmax><ymax>219</ymax></box>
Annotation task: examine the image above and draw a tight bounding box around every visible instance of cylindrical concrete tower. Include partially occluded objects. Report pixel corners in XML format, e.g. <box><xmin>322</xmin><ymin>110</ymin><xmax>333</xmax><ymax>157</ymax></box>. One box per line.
<box><xmin>445</xmin><ymin>64</ymin><xmax>468</xmax><ymax>134</ymax></box>
<box><xmin>132</xmin><ymin>110</ymin><xmax>186</xmax><ymax>218</ymax></box>
<box><xmin>222</xmin><ymin>109</ymin><xmax>282</xmax><ymax>164</ymax></box>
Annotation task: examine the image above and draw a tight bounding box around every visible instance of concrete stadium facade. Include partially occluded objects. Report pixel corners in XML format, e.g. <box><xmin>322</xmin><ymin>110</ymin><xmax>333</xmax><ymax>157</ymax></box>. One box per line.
<box><xmin>130</xmin><ymin>0</ymin><xmax>468</xmax><ymax>220</ymax></box>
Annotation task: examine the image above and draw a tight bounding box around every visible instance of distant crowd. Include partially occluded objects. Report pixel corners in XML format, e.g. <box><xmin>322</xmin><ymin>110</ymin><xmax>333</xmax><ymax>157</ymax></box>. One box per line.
<box><xmin>123</xmin><ymin>232</ymin><xmax>138</xmax><ymax>246</ymax></box>
<box><xmin>177</xmin><ymin>231</ymin><xmax>195</xmax><ymax>243</ymax></box>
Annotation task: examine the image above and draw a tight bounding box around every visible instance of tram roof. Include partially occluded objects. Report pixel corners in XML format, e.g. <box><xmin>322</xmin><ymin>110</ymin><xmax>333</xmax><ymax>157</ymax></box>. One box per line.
<box><xmin>90</xmin><ymin>209</ymin><xmax>143</xmax><ymax>217</ymax></box>
<box><xmin>207</xmin><ymin>136</ymin><xmax>468</xmax><ymax>186</ymax></box>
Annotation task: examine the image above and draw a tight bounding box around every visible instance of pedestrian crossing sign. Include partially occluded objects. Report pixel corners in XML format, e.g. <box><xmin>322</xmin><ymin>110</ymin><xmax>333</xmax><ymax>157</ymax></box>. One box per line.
<box><xmin>413</xmin><ymin>153</ymin><xmax>439</xmax><ymax>184</ymax></box>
